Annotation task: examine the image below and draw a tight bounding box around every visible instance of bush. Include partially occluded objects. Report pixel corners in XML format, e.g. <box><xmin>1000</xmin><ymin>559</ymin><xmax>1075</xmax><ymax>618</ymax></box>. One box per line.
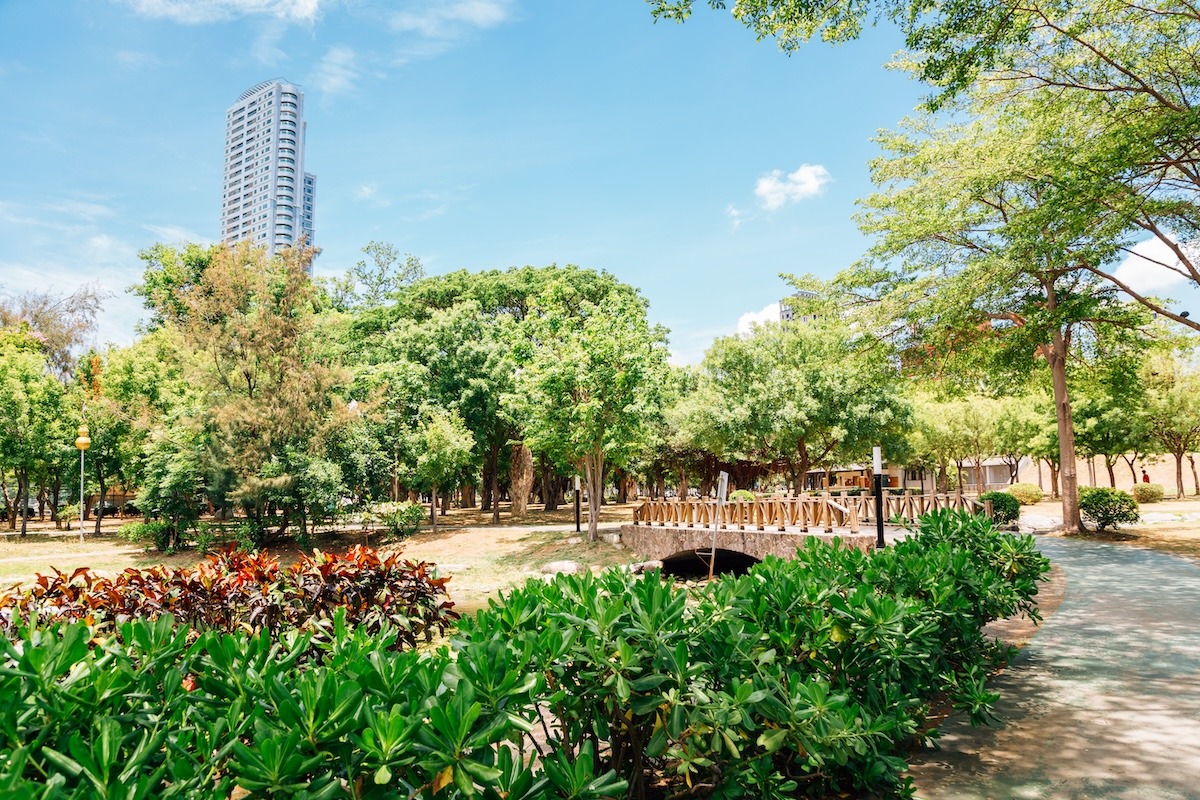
<box><xmin>1133</xmin><ymin>483</ymin><xmax>1165</xmax><ymax>504</ymax></box>
<box><xmin>727</xmin><ymin>489</ymin><xmax>756</xmax><ymax>502</ymax></box>
<box><xmin>1079</xmin><ymin>486</ymin><xmax>1140</xmax><ymax>531</ymax></box>
<box><xmin>980</xmin><ymin>490</ymin><xmax>1021</xmax><ymax>524</ymax></box>
<box><xmin>0</xmin><ymin>545</ymin><xmax>458</xmax><ymax>654</ymax></box>
<box><xmin>375</xmin><ymin>501</ymin><xmax>426</xmax><ymax>539</ymax></box>
<box><xmin>117</xmin><ymin>520</ymin><xmax>173</xmax><ymax>552</ymax></box>
<box><xmin>1007</xmin><ymin>482</ymin><xmax>1044</xmax><ymax>505</ymax></box>
<box><xmin>0</xmin><ymin>512</ymin><xmax>1048</xmax><ymax>800</ymax></box>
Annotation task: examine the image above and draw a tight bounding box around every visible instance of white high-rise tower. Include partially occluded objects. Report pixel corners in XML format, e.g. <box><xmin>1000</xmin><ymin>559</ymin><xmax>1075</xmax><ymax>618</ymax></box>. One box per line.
<box><xmin>220</xmin><ymin>79</ymin><xmax>315</xmax><ymax>257</ymax></box>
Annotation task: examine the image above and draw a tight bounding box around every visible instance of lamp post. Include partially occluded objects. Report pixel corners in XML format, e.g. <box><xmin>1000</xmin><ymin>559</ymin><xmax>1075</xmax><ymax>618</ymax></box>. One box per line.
<box><xmin>75</xmin><ymin>424</ymin><xmax>91</xmax><ymax>544</ymax></box>
<box><xmin>873</xmin><ymin>446</ymin><xmax>885</xmax><ymax>549</ymax></box>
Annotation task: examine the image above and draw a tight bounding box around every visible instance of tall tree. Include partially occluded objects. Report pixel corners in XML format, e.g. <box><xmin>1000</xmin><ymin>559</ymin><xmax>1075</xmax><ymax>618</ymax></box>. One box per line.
<box><xmin>651</xmin><ymin>0</ymin><xmax>1200</xmax><ymax>331</ymax></box>
<box><xmin>507</xmin><ymin>286</ymin><xmax>669</xmax><ymax>541</ymax></box>
<box><xmin>677</xmin><ymin>319</ymin><xmax>910</xmax><ymax>493</ymax></box>
<box><xmin>818</xmin><ymin>94</ymin><xmax>1158</xmax><ymax>532</ymax></box>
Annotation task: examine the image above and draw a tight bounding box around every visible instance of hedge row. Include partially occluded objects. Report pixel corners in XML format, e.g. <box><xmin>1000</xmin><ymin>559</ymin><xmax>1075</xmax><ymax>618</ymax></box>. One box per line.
<box><xmin>0</xmin><ymin>511</ymin><xmax>1048</xmax><ymax>799</ymax></box>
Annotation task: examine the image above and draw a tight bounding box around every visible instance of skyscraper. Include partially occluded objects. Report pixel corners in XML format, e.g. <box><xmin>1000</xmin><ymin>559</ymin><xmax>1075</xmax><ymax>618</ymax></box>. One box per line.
<box><xmin>220</xmin><ymin>79</ymin><xmax>315</xmax><ymax>257</ymax></box>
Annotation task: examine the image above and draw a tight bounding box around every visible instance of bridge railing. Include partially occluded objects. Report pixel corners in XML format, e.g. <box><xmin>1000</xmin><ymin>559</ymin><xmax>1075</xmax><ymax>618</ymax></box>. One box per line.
<box><xmin>632</xmin><ymin>492</ymin><xmax>992</xmax><ymax>534</ymax></box>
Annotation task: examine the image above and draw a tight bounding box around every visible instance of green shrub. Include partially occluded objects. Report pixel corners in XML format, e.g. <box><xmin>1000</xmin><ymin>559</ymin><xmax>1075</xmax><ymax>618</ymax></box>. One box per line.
<box><xmin>0</xmin><ymin>511</ymin><xmax>1048</xmax><ymax>800</ymax></box>
<box><xmin>117</xmin><ymin>520</ymin><xmax>173</xmax><ymax>552</ymax></box>
<box><xmin>1007</xmin><ymin>482</ymin><xmax>1044</xmax><ymax>505</ymax></box>
<box><xmin>727</xmin><ymin>489</ymin><xmax>756</xmax><ymax>502</ymax></box>
<box><xmin>375</xmin><ymin>501</ymin><xmax>426</xmax><ymax>539</ymax></box>
<box><xmin>1079</xmin><ymin>486</ymin><xmax>1140</xmax><ymax>530</ymax></box>
<box><xmin>1133</xmin><ymin>483</ymin><xmax>1164</xmax><ymax>504</ymax></box>
<box><xmin>980</xmin><ymin>490</ymin><xmax>1021</xmax><ymax>524</ymax></box>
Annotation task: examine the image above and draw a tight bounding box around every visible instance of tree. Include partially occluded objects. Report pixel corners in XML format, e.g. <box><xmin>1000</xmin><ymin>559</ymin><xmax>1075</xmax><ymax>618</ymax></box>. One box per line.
<box><xmin>650</xmin><ymin>0</ymin><xmax>1200</xmax><ymax>333</ymax></box>
<box><xmin>348</xmin><ymin>241</ymin><xmax>424</xmax><ymax>309</ymax></box>
<box><xmin>677</xmin><ymin>319</ymin><xmax>910</xmax><ymax>493</ymax></box>
<box><xmin>0</xmin><ymin>285</ymin><xmax>103</xmax><ymax>379</ymax></box>
<box><xmin>507</xmin><ymin>286</ymin><xmax>669</xmax><ymax>541</ymax></box>
<box><xmin>816</xmin><ymin>92</ymin><xmax>1159</xmax><ymax>533</ymax></box>
<box><xmin>0</xmin><ymin>340</ymin><xmax>66</xmax><ymax>536</ymax></box>
<box><xmin>1145</xmin><ymin>358</ymin><xmax>1200</xmax><ymax>498</ymax></box>
<box><xmin>410</xmin><ymin>407</ymin><xmax>475</xmax><ymax>534</ymax></box>
<box><xmin>135</xmin><ymin>241</ymin><xmax>348</xmax><ymax>539</ymax></box>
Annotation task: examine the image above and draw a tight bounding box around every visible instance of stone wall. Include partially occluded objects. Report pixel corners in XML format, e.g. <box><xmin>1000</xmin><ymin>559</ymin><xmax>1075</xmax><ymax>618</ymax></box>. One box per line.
<box><xmin>619</xmin><ymin>524</ymin><xmax>875</xmax><ymax>563</ymax></box>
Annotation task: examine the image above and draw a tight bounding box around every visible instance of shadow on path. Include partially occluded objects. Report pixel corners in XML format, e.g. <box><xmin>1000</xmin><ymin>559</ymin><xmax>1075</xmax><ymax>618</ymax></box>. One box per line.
<box><xmin>909</xmin><ymin>537</ymin><xmax>1200</xmax><ymax>799</ymax></box>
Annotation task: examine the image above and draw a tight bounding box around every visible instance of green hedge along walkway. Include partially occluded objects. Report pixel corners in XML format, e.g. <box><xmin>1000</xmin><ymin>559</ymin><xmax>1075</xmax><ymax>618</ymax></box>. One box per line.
<box><xmin>909</xmin><ymin>536</ymin><xmax>1200</xmax><ymax>799</ymax></box>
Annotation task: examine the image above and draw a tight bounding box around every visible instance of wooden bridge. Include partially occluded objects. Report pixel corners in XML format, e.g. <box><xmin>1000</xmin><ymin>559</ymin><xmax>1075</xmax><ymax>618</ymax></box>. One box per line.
<box><xmin>620</xmin><ymin>493</ymin><xmax>993</xmax><ymax>563</ymax></box>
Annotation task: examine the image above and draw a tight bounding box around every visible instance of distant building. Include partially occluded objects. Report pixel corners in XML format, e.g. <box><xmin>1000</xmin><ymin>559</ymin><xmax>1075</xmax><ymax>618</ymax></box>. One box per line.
<box><xmin>779</xmin><ymin>289</ymin><xmax>818</xmax><ymax>324</ymax></box>
<box><xmin>220</xmin><ymin>79</ymin><xmax>316</xmax><ymax>260</ymax></box>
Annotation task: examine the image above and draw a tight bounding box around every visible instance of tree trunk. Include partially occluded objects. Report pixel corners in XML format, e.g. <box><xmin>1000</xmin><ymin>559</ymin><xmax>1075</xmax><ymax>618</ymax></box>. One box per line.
<box><xmin>510</xmin><ymin>443</ymin><xmax>533</xmax><ymax>515</ymax></box>
<box><xmin>678</xmin><ymin>471</ymin><xmax>688</xmax><ymax>500</ymax></box>
<box><xmin>1046</xmin><ymin>326</ymin><xmax>1082</xmax><ymax>531</ymax></box>
<box><xmin>1190</xmin><ymin>454</ymin><xmax>1199</xmax><ymax>496</ymax></box>
<box><xmin>430</xmin><ymin>484</ymin><xmax>438</xmax><ymax>534</ymax></box>
<box><xmin>2</xmin><ymin>473</ymin><xmax>13</xmax><ymax>531</ymax></box>
<box><xmin>94</xmin><ymin>468</ymin><xmax>106</xmax><ymax>537</ymax></box>
<box><xmin>1087</xmin><ymin>456</ymin><xmax>1096</xmax><ymax>487</ymax></box>
<box><xmin>614</xmin><ymin>469</ymin><xmax>628</xmax><ymax>504</ymax></box>
<box><xmin>1122</xmin><ymin>454</ymin><xmax>1139</xmax><ymax>487</ymax></box>
<box><xmin>538</xmin><ymin>456</ymin><xmax>560</xmax><ymax>511</ymax></box>
<box><xmin>1175</xmin><ymin>452</ymin><xmax>1186</xmax><ymax>498</ymax></box>
<box><xmin>490</xmin><ymin>444</ymin><xmax>501</xmax><ymax>525</ymax></box>
<box><xmin>1105</xmin><ymin>457</ymin><xmax>1117</xmax><ymax>488</ymax></box>
<box><xmin>583</xmin><ymin>451</ymin><xmax>604</xmax><ymax>542</ymax></box>
<box><xmin>17</xmin><ymin>468</ymin><xmax>29</xmax><ymax>538</ymax></box>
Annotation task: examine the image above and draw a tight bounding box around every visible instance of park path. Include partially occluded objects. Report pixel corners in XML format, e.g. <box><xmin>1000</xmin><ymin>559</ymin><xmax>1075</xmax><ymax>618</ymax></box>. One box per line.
<box><xmin>909</xmin><ymin>536</ymin><xmax>1200</xmax><ymax>799</ymax></box>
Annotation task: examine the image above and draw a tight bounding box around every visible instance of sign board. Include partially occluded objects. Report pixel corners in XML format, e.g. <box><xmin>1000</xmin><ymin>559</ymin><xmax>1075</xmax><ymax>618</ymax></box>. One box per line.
<box><xmin>717</xmin><ymin>471</ymin><xmax>729</xmax><ymax>502</ymax></box>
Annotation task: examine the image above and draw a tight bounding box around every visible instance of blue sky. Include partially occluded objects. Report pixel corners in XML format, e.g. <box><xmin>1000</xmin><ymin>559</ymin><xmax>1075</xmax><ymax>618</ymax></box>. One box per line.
<box><xmin>14</xmin><ymin>0</ymin><xmax>1180</xmax><ymax>364</ymax></box>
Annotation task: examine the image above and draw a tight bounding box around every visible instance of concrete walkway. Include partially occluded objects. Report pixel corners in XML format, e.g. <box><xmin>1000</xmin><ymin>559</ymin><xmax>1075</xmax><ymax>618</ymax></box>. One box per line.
<box><xmin>909</xmin><ymin>536</ymin><xmax>1200</xmax><ymax>799</ymax></box>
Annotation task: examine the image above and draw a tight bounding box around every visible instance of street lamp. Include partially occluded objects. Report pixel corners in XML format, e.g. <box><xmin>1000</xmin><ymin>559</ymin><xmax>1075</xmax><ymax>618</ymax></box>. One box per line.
<box><xmin>75</xmin><ymin>424</ymin><xmax>90</xmax><ymax>544</ymax></box>
<box><xmin>873</xmin><ymin>447</ymin><xmax>885</xmax><ymax>549</ymax></box>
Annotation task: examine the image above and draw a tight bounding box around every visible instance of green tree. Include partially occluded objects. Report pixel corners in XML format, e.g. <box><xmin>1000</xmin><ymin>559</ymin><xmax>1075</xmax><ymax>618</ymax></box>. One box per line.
<box><xmin>507</xmin><ymin>287</ymin><xmax>669</xmax><ymax>541</ymax></box>
<box><xmin>651</xmin><ymin>0</ymin><xmax>1200</xmax><ymax>333</ymax></box>
<box><xmin>677</xmin><ymin>319</ymin><xmax>910</xmax><ymax>493</ymax></box>
<box><xmin>410</xmin><ymin>407</ymin><xmax>475</xmax><ymax>534</ymax></box>
<box><xmin>1145</xmin><ymin>358</ymin><xmax>1200</xmax><ymax>498</ymax></box>
<box><xmin>348</xmin><ymin>241</ymin><xmax>424</xmax><ymax>309</ymax></box>
<box><xmin>823</xmin><ymin>95</ymin><xmax>1159</xmax><ymax>532</ymax></box>
<box><xmin>0</xmin><ymin>341</ymin><xmax>66</xmax><ymax>536</ymax></box>
<box><xmin>135</xmin><ymin>241</ymin><xmax>348</xmax><ymax>539</ymax></box>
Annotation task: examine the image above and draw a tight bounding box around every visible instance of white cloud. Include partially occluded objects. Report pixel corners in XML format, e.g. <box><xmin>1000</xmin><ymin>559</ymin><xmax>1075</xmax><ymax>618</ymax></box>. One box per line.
<box><xmin>121</xmin><ymin>0</ymin><xmax>322</xmax><ymax>24</ymax></box>
<box><xmin>390</xmin><ymin>0</ymin><xmax>514</xmax><ymax>38</ymax></box>
<box><xmin>736</xmin><ymin>302</ymin><xmax>781</xmax><ymax>334</ymax></box>
<box><xmin>41</xmin><ymin>200</ymin><xmax>116</xmax><ymax>221</ymax></box>
<box><xmin>1113</xmin><ymin>236</ymin><xmax>1194</xmax><ymax>294</ymax></box>
<box><xmin>755</xmin><ymin>164</ymin><xmax>832</xmax><ymax>211</ymax></box>
<box><xmin>310</xmin><ymin>46</ymin><xmax>360</xmax><ymax>97</ymax></box>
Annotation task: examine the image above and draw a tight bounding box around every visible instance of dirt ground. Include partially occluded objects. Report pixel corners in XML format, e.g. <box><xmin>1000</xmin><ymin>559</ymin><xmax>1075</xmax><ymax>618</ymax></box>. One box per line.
<box><xmin>0</xmin><ymin>503</ymin><xmax>642</xmax><ymax>615</ymax></box>
<box><xmin>4</xmin><ymin>495</ymin><xmax>1199</xmax><ymax>616</ymax></box>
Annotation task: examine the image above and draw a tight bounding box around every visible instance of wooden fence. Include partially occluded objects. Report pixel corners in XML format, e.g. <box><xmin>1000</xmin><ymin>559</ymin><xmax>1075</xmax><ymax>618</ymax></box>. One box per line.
<box><xmin>632</xmin><ymin>493</ymin><xmax>992</xmax><ymax>535</ymax></box>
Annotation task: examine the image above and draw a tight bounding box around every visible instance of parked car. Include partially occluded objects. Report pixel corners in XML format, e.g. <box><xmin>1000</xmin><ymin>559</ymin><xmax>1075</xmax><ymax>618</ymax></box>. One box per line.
<box><xmin>91</xmin><ymin>500</ymin><xmax>119</xmax><ymax>518</ymax></box>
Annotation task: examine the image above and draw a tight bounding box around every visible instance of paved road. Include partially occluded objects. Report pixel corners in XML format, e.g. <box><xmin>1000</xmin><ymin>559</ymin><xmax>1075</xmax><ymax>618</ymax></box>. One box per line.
<box><xmin>909</xmin><ymin>536</ymin><xmax>1200</xmax><ymax>799</ymax></box>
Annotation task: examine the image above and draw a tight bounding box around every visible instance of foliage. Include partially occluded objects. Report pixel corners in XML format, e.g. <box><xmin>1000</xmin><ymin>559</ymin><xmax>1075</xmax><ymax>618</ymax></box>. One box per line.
<box><xmin>980</xmin><ymin>490</ymin><xmax>1020</xmax><ymax>524</ymax></box>
<box><xmin>375</xmin><ymin>501</ymin><xmax>427</xmax><ymax>539</ymax></box>
<box><xmin>0</xmin><ymin>617</ymin><xmax>624</xmax><ymax>800</ymax></box>
<box><xmin>118</xmin><ymin>521</ymin><xmax>173</xmax><ymax>553</ymax></box>
<box><xmin>507</xmin><ymin>284</ymin><xmax>669</xmax><ymax>540</ymax></box>
<box><xmin>455</xmin><ymin>509</ymin><xmax>1047</xmax><ymax>798</ymax></box>
<box><xmin>1132</xmin><ymin>483</ymin><xmax>1164</xmax><ymax>504</ymax></box>
<box><xmin>0</xmin><ymin>511</ymin><xmax>1044</xmax><ymax>799</ymax></box>
<box><xmin>0</xmin><ymin>545</ymin><xmax>457</xmax><ymax>654</ymax></box>
<box><xmin>675</xmin><ymin>317</ymin><xmax>911</xmax><ymax>493</ymax></box>
<box><xmin>1078</xmin><ymin>487</ymin><xmax>1140</xmax><ymax>531</ymax></box>
<box><xmin>727</xmin><ymin>488</ymin><xmax>756</xmax><ymax>501</ymax></box>
<box><xmin>1007</xmin><ymin>482</ymin><xmax>1044</xmax><ymax>505</ymax></box>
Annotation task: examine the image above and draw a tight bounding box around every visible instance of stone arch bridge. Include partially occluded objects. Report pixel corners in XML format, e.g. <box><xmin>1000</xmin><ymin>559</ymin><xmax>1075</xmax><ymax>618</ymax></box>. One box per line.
<box><xmin>619</xmin><ymin>493</ymin><xmax>991</xmax><ymax>563</ymax></box>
